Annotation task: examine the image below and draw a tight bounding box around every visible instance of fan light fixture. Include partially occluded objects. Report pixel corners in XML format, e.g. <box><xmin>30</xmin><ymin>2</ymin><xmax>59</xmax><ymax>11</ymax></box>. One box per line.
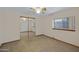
<box><xmin>31</xmin><ymin>7</ymin><xmax>46</xmax><ymax>14</ymax></box>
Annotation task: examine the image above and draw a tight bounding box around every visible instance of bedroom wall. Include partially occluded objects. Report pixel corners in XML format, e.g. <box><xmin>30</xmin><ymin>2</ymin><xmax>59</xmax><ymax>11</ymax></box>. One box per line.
<box><xmin>40</xmin><ymin>7</ymin><xmax>79</xmax><ymax>46</ymax></box>
<box><xmin>0</xmin><ymin>8</ymin><xmax>5</xmax><ymax>45</ymax></box>
<box><xmin>0</xmin><ymin>8</ymin><xmax>20</xmax><ymax>45</ymax></box>
<box><xmin>35</xmin><ymin>17</ymin><xmax>44</xmax><ymax>35</ymax></box>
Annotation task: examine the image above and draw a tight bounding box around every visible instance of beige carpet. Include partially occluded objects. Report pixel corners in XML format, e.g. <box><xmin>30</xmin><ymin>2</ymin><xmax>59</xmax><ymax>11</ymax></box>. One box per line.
<box><xmin>0</xmin><ymin>32</ymin><xmax>79</xmax><ymax>52</ymax></box>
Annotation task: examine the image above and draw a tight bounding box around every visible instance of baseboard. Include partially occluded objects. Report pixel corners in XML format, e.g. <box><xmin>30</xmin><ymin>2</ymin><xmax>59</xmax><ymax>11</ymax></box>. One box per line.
<box><xmin>38</xmin><ymin>34</ymin><xmax>79</xmax><ymax>48</ymax></box>
<box><xmin>20</xmin><ymin>31</ymin><xmax>35</xmax><ymax>33</ymax></box>
<box><xmin>36</xmin><ymin>34</ymin><xmax>44</xmax><ymax>37</ymax></box>
<box><xmin>1</xmin><ymin>39</ymin><xmax>20</xmax><ymax>45</ymax></box>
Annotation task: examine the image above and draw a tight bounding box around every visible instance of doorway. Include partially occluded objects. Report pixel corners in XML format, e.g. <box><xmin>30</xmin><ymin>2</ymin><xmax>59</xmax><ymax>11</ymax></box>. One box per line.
<box><xmin>20</xmin><ymin>16</ymin><xmax>36</xmax><ymax>40</ymax></box>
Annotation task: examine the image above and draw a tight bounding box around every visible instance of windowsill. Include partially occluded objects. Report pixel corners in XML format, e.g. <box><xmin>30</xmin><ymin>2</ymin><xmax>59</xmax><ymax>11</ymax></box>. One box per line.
<box><xmin>52</xmin><ymin>28</ymin><xmax>75</xmax><ymax>32</ymax></box>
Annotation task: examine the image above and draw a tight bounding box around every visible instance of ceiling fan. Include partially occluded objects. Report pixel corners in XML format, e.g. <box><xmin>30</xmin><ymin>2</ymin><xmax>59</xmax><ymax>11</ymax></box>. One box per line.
<box><xmin>31</xmin><ymin>7</ymin><xmax>46</xmax><ymax>14</ymax></box>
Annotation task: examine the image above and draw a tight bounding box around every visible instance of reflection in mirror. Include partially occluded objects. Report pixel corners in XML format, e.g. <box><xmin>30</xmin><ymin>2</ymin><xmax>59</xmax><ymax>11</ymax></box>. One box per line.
<box><xmin>52</xmin><ymin>16</ymin><xmax>75</xmax><ymax>31</ymax></box>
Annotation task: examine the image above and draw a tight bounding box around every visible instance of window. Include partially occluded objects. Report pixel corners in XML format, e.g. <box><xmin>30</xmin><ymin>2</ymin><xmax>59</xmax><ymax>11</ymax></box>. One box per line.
<box><xmin>52</xmin><ymin>16</ymin><xmax>75</xmax><ymax>31</ymax></box>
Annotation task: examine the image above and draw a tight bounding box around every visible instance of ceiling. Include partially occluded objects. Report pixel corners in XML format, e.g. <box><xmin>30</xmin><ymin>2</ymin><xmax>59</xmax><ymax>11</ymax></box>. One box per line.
<box><xmin>17</xmin><ymin>7</ymin><xmax>69</xmax><ymax>16</ymax></box>
<box><xmin>4</xmin><ymin>7</ymin><xmax>69</xmax><ymax>17</ymax></box>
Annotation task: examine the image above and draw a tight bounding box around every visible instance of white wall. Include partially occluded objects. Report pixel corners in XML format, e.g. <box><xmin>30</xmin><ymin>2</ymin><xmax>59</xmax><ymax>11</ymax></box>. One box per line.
<box><xmin>0</xmin><ymin>8</ymin><xmax>20</xmax><ymax>45</ymax></box>
<box><xmin>0</xmin><ymin>9</ymin><xmax>5</xmax><ymax>45</ymax></box>
<box><xmin>39</xmin><ymin>8</ymin><xmax>79</xmax><ymax>46</ymax></box>
<box><xmin>35</xmin><ymin>18</ymin><xmax>44</xmax><ymax>35</ymax></box>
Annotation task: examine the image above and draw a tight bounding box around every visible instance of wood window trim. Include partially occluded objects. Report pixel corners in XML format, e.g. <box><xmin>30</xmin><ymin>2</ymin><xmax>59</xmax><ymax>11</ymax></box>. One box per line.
<box><xmin>52</xmin><ymin>28</ymin><xmax>75</xmax><ymax>32</ymax></box>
